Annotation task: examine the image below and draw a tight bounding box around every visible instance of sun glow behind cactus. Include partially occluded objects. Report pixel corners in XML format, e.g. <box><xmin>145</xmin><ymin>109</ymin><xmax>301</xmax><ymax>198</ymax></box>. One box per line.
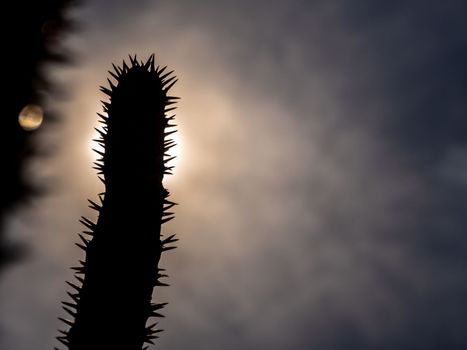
<box><xmin>87</xmin><ymin>110</ymin><xmax>183</xmax><ymax>181</ymax></box>
<box><xmin>164</xmin><ymin>123</ymin><xmax>182</xmax><ymax>179</ymax></box>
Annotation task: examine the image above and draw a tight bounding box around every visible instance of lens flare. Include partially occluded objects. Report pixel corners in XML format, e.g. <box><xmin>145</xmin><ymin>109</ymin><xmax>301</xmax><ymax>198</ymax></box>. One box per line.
<box><xmin>18</xmin><ymin>104</ymin><xmax>43</xmax><ymax>131</ymax></box>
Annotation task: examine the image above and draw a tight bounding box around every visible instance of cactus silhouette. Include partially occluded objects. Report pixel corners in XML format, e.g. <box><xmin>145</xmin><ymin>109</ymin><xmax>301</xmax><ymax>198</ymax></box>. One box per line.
<box><xmin>56</xmin><ymin>54</ymin><xmax>179</xmax><ymax>349</ymax></box>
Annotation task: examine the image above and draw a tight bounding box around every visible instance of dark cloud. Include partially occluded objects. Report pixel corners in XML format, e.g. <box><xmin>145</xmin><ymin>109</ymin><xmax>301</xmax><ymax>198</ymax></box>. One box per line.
<box><xmin>349</xmin><ymin>2</ymin><xmax>467</xmax><ymax>157</ymax></box>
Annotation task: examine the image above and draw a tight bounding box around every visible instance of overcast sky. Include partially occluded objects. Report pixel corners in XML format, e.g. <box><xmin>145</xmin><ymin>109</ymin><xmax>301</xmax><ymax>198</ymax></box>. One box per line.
<box><xmin>2</xmin><ymin>1</ymin><xmax>467</xmax><ymax>349</ymax></box>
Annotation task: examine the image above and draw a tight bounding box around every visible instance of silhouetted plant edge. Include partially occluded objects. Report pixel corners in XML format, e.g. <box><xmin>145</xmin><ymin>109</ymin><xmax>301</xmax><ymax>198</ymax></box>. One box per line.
<box><xmin>56</xmin><ymin>54</ymin><xmax>179</xmax><ymax>349</ymax></box>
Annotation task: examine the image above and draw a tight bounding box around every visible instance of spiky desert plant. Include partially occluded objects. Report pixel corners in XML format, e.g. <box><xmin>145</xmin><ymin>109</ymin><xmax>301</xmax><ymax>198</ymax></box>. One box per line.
<box><xmin>56</xmin><ymin>54</ymin><xmax>179</xmax><ymax>350</ymax></box>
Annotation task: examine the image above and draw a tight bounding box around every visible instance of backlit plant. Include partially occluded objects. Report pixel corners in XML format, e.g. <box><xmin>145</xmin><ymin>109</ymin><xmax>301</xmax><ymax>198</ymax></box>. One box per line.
<box><xmin>56</xmin><ymin>54</ymin><xmax>179</xmax><ymax>350</ymax></box>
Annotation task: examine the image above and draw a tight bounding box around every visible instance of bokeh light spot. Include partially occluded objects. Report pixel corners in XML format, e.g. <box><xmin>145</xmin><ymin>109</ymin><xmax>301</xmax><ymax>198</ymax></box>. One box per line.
<box><xmin>18</xmin><ymin>104</ymin><xmax>44</xmax><ymax>131</ymax></box>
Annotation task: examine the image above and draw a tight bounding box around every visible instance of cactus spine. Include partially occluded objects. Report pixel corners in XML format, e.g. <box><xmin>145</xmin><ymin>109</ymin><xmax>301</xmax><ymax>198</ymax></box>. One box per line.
<box><xmin>56</xmin><ymin>54</ymin><xmax>179</xmax><ymax>349</ymax></box>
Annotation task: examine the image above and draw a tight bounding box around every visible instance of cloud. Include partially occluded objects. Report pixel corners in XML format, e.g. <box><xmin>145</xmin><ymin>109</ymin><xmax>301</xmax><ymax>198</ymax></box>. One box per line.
<box><xmin>2</xmin><ymin>1</ymin><xmax>467</xmax><ymax>350</ymax></box>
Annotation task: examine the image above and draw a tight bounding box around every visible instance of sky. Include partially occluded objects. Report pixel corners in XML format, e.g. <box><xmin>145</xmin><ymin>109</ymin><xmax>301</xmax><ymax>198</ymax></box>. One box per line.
<box><xmin>2</xmin><ymin>1</ymin><xmax>467</xmax><ymax>349</ymax></box>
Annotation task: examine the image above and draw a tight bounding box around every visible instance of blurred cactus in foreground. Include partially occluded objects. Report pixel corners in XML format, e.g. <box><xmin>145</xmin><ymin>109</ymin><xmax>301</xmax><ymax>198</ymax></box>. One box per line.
<box><xmin>56</xmin><ymin>54</ymin><xmax>179</xmax><ymax>349</ymax></box>
<box><xmin>1</xmin><ymin>0</ymin><xmax>75</xmax><ymax>272</ymax></box>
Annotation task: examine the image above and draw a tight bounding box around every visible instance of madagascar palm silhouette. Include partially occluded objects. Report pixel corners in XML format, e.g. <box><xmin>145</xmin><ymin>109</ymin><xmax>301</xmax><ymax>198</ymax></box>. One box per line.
<box><xmin>1</xmin><ymin>0</ymin><xmax>74</xmax><ymax>272</ymax></box>
<box><xmin>56</xmin><ymin>54</ymin><xmax>179</xmax><ymax>349</ymax></box>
